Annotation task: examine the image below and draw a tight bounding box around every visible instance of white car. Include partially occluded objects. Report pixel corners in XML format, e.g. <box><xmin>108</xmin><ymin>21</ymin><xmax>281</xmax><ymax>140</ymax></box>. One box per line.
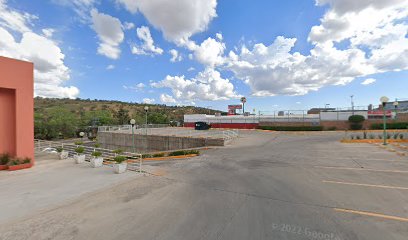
<box><xmin>42</xmin><ymin>147</ymin><xmax>58</xmax><ymax>154</ymax></box>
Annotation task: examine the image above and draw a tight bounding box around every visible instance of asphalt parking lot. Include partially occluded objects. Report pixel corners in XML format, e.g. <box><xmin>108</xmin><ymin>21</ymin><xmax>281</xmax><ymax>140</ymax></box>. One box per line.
<box><xmin>0</xmin><ymin>131</ymin><xmax>407</xmax><ymax>240</ymax></box>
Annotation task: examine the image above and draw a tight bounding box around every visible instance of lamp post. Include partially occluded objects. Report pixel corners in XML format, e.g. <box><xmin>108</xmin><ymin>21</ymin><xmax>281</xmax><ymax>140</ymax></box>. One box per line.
<box><xmin>79</xmin><ymin>131</ymin><xmax>85</xmax><ymax>142</ymax></box>
<box><xmin>130</xmin><ymin>119</ymin><xmax>136</xmax><ymax>153</ymax></box>
<box><xmin>144</xmin><ymin>106</ymin><xmax>149</xmax><ymax>134</ymax></box>
<box><xmin>393</xmin><ymin>100</ymin><xmax>399</xmax><ymax>120</ymax></box>
<box><xmin>380</xmin><ymin>96</ymin><xmax>389</xmax><ymax>145</ymax></box>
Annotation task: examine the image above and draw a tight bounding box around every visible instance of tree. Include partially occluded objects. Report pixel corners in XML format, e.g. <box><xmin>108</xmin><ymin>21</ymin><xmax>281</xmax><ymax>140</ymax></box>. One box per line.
<box><xmin>114</xmin><ymin>107</ymin><xmax>130</xmax><ymax>125</ymax></box>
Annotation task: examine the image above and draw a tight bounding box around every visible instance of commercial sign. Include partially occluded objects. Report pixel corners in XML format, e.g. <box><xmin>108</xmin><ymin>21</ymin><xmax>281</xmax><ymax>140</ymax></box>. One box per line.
<box><xmin>368</xmin><ymin>110</ymin><xmax>392</xmax><ymax>116</ymax></box>
<box><xmin>228</xmin><ymin>105</ymin><xmax>242</xmax><ymax>110</ymax></box>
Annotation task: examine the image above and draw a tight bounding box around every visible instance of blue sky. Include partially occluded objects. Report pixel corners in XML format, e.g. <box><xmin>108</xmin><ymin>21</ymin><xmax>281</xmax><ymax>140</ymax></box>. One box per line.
<box><xmin>0</xmin><ymin>0</ymin><xmax>407</xmax><ymax>112</ymax></box>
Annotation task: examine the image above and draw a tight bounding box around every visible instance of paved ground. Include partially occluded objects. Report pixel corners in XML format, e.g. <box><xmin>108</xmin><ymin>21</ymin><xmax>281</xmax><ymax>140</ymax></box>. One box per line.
<box><xmin>1</xmin><ymin>131</ymin><xmax>408</xmax><ymax>240</ymax></box>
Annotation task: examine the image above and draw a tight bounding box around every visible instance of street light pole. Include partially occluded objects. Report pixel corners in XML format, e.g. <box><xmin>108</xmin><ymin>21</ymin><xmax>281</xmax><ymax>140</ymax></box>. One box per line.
<box><xmin>130</xmin><ymin>119</ymin><xmax>136</xmax><ymax>153</ymax></box>
<box><xmin>380</xmin><ymin>96</ymin><xmax>389</xmax><ymax>145</ymax></box>
<box><xmin>144</xmin><ymin>106</ymin><xmax>149</xmax><ymax>135</ymax></box>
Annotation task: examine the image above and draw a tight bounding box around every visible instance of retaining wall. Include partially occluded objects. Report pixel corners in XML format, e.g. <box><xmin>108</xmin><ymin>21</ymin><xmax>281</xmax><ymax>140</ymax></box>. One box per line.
<box><xmin>97</xmin><ymin>132</ymin><xmax>225</xmax><ymax>153</ymax></box>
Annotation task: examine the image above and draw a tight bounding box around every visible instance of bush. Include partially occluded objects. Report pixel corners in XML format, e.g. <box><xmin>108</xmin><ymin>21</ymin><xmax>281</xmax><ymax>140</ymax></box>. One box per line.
<box><xmin>94</xmin><ymin>143</ymin><xmax>101</xmax><ymax>148</ymax></box>
<box><xmin>142</xmin><ymin>154</ymin><xmax>153</xmax><ymax>158</ymax></box>
<box><xmin>7</xmin><ymin>157</ymin><xmax>30</xmax><ymax>166</ymax></box>
<box><xmin>114</xmin><ymin>155</ymin><xmax>127</xmax><ymax>164</ymax></box>
<box><xmin>153</xmin><ymin>153</ymin><xmax>165</xmax><ymax>158</ymax></box>
<box><xmin>113</xmin><ymin>149</ymin><xmax>123</xmax><ymax>154</ymax></box>
<box><xmin>327</xmin><ymin>126</ymin><xmax>337</xmax><ymax>131</ymax></box>
<box><xmin>258</xmin><ymin>126</ymin><xmax>323</xmax><ymax>131</ymax></box>
<box><xmin>400</xmin><ymin>134</ymin><xmax>404</xmax><ymax>139</ymax></box>
<box><xmin>75</xmin><ymin>141</ymin><xmax>83</xmax><ymax>146</ymax></box>
<box><xmin>348</xmin><ymin>115</ymin><xmax>365</xmax><ymax>123</ymax></box>
<box><xmin>56</xmin><ymin>146</ymin><xmax>63</xmax><ymax>153</ymax></box>
<box><xmin>370</xmin><ymin>122</ymin><xmax>408</xmax><ymax>130</ymax></box>
<box><xmin>348</xmin><ymin>115</ymin><xmax>365</xmax><ymax>130</ymax></box>
<box><xmin>75</xmin><ymin>147</ymin><xmax>85</xmax><ymax>154</ymax></box>
<box><xmin>0</xmin><ymin>153</ymin><xmax>10</xmax><ymax>165</ymax></box>
<box><xmin>92</xmin><ymin>151</ymin><xmax>102</xmax><ymax>157</ymax></box>
<box><xmin>369</xmin><ymin>134</ymin><xmax>375</xmax><ymax>139</ymax></box>
<box><xmin>168</xmin><ymin>150</ymin><xmax>187</xmax><ymax>156</ymax></box>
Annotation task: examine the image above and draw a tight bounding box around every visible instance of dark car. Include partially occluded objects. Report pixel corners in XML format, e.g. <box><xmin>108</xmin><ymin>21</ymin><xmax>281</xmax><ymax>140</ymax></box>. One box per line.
<box><xmin>195</xmin><ymin>121</ymin><xmax>211</xmax><ymax>130</ymax></box>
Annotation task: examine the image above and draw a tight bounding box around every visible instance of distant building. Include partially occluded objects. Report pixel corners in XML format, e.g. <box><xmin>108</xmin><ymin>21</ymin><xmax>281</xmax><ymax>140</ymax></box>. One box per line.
<box><xmin>382</xmin><ymin>100</ymin><xmax>408</xmax><ymax>111</ymax></box>
<box><xmin>307</xmin><ymin>108</ymin><xmax>336</xmax><ymax>114</ymax></box>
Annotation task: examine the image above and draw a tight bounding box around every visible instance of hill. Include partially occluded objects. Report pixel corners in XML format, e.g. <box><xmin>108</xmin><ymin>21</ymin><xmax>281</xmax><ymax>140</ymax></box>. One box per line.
<box><xmin>34</xmin><ymin>97</ymin><xmax>224</xmax><ymax>139</ymax></box>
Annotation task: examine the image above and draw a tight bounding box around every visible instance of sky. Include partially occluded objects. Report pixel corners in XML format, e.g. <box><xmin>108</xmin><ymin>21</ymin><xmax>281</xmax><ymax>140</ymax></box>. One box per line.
<box><xmin>0</xmin><ymin>0</ymin><xmax>407</xmax><ymax>112</ymax></box>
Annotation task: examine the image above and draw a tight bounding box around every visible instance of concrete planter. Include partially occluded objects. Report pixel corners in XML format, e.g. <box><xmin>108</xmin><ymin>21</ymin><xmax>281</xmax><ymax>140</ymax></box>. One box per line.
<box><xmin>90</xmin><ymin>157</ymin><xmax>103</xmax><ymax>168</ymax></box>
<box><xmin>0</xmin><ymin>165</ymin><xmax>8</xmax><ymax>170</ymax></box>
<box><xmin>113</xmin><ymin>163</ymin><xmax>127</xmax><ymax>174</ymax></box>
<box><xmin>74</xmin><ymin>154</ymin><xmax>86</xmax><ymax>164</ymax></box>
<box><xmin>59</xmin><ymin>151</ymin><xmax>69</xmax><ymax>160</ymax></box>
<box><xmin>8</xmin><ymin>163</ymin><xmax>33</xmax><ymax>171</ymax></box>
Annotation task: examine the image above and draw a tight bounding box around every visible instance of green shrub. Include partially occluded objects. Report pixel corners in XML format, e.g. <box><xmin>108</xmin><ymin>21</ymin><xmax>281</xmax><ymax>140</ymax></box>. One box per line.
<box><xmin>7</xmin><ymin>157</ymin><xmax>30</xmax><ymax>166</ymax></box>
<box><xmin>75</xmin><ymin>146</ymin><xmax>85</xmax><ymax>154</ymax></box>
<box><xmin>114</xmin><ymin>155</ymin><xmax>127</xmax><ymax>163</ymax></box>
<box><xmin>92</xmin><ymin>151</ymin><xmax>102</xmax><ymax>157</ymax></box>
<box><xmin>168</xmin><ymin>150</ymin><xmax>187</xmax><ymax>156</ymax></box>
<box><xmin>142</xmin><ymin>154</ymin><xmax>153</xmax><ymax>158</ymax></box>
<box><xmin>56</xmin><ymin>146</ymin><xmax>63</xmax><ymax>153</ymax></box>
<box><xmin>387</xmin><ymin>133</ymin><xmax>391</xmax><ymax>139</ymax></box>
<box><xmin>350</xmin><ymin>135</ymin><xmax>354</xmax><ymax>140</ymax></box>
<box><xmin>356</xmin><ymin>135</ymin><xmax>361</xmax><ymax>140</ymax></box>
<box><xmin>400</xmin><ymin>134</ymin><xmax>404</xmax><ymax>139</ymax></box>
<box><xmin>348</xmin><ymin>115</ymin><xmax>365</xmax><ymax>123</ymax></box>
<box><xmin>393</xmin><ymin>133</ymin><xmax>399</xmax><ymax>139</ymax></box>
<box><xmin>258</xmin><ymin>126</ymin><xmax>323</xmax><ymax>131</ymax></box>
<box><xmin>113</xmin><ymin>149</ymin><xmax>123</xmax><ymax>154</ymax></box>
<box><xmin>74</xmin><ymin>141</ymin><xmax>83</xmax><ymax>146</ymax></box>
<box><xmin>369</xmin><ymin>134</ymin><xmax>375</xmax><ymax>139</ymax></box>
<box><xmin>186</xmin><ymin>150</ymin><xmax>200</xmax><ymax>155</ymax></box>
<box><xmin>94</xmin><ymin>143</ymin><xmax>101</xmax><ymax>148</ymax></box>
<box><xmin>153</xmin><ymin>153</ymin><xmax>165</xmax><ymax>158</ymax></box>
<box><xmin>0</xmin><ymin>153</ymin><xmax>10</xmax><ymax>165</ymax></box>
<box><xmin>371</xmin><ymin>122</ymin><xmax>408</xmax><ymax>130</ymax></box>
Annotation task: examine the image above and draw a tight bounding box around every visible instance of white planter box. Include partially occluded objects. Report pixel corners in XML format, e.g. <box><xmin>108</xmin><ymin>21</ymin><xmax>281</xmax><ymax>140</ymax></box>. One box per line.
<box><xmin>90</xmin><ymin>157</ymin><xmax>103</xmax><ymax>168</ymax></box>
<box><xmin>59</xmin><ymin>151</ymin><xmax>69</xmax><ymax>160</ymax></box>
<box><xmin>113</xmin><ymin>163</ymin><xmax>127</xmax><ymax>174</ymax></box>
<box><xmin>74</xmin><ymin>154</ymin><xmax>86</xmax><ymax>164</ymax></box>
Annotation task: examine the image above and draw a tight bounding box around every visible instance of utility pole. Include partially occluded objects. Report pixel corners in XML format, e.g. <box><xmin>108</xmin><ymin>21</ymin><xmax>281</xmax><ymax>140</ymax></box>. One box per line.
<box><xmin>350</xmin><ymin>95</ymin><xmax>355</xmax><ymax>115</ymax></box>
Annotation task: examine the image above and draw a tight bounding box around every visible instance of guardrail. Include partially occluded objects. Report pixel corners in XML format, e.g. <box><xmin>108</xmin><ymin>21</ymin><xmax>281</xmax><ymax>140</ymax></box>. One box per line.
<box><xmin>34</xmin><ymin>139</ymin><xmax>143</xmax><ymax>171</ymax></box>
<box><xmin>98</xmin><ymin>124</ymin><xmax>169</xmax><ymax>132</ymax></box>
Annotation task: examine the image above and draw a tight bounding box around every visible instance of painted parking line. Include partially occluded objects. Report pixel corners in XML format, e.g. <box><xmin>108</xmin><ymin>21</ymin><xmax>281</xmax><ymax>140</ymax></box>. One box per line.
<box><xmin>334</xmin><ymin>208</ymin><xmax>408</xmax><ymax>222</ymax></box>
<box><xmin>314</xmin><ymin>166</ymin><xmax>408</xmax><ymax>173</ymax></box>
<box><xmin>323</xmin><ymin>180</ymin><xmax>408</xmax><ymax>190</ymax></box>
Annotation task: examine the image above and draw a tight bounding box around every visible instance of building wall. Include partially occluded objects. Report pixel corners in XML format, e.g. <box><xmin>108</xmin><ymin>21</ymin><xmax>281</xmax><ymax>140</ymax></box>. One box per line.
<box><xmin>0</xmin><ymin>57</ymin><xmax>34</xmax><ymax>164</ymax></box>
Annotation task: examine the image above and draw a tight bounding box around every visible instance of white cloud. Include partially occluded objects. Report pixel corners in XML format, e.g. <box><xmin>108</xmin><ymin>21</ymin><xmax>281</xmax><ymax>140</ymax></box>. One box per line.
<box><xmin>361</xmin><ymin>78</ymin><xmax>376</xmax><ymax>85</ymax></box>
<box><xmin>91</xmin><ymin>9</ymin><xmax>124</xmax><ymax>59</ymax></box>
<box><xmin>223</xmin><ymin>1</ymin><xmax>408</xmax><ymax>96</ymax></box>
<box><xmin>123</xmin><ymin>21</ymin><xmax>135</xmax><ymax>30</ymax></box>
<box><xmin>0</xmin><ymin>2</ymin><xmax>78</xmax><ymax>99</ymax></box>
<box><xmin>42</xmin><ymin>28</ymin><xmax>54</xmax><ymax>37</ymax></box>
<box><xmin>169</xmin><ymin>49</ymin><xmax>182</xmax><ymax>62</ymax></box>
<box><xmin>152</xmin><ymin>68</ymin><xmax>240</xmax><ymax>101</ymax></box>
<box><xmin>142</xmin><ymin>98</ymin><xmax>155</xmax><ymax>104</ymax></box>
<box><xmin>123</xmin><ymin>82</ymin><xmax>145</xmax><ymax>91</ymax></box>
<box><xmin>0</xmin><ymin>0</ymin><xmax>37</xmax><ymax>33</ymax></box>
<box><xmin>193</xmin><ymin>35</ymin><xmax>225</xmax><ymax>66</ymax></box>
<box><xmin>51</xmin><ymin>0</ymin><xmax>96</xmax><ymax>22</ymax></box>
<box><xmin>160</xmin><ymin>94</ymin><xmax>176</xmax><ymax>103</ymax></box>
<box><xmin>116</xmin><ymin>0</ymin><xmax>217</xmax><ymax>44</ymax></box>
<box><xmin>187</xmin><ymin>67</ymin><xmax>195</xmax><ymax>71</ymax></box>
<box><xmin>106</xmin><ymin>64</ymin><xmax>115</xmax><ymax>70</ymax></box>
<box><xmin>131</xmin><ymin>26</ymin><xmax>163</xmax><ymax>55</ymax></box>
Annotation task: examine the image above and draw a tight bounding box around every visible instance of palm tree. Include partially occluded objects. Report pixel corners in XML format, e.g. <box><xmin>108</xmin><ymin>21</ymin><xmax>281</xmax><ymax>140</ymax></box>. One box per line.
<box><xmin>240</xmin><ymin>97</ymin><xmax>247</xmax><ymax>115</ymax></box>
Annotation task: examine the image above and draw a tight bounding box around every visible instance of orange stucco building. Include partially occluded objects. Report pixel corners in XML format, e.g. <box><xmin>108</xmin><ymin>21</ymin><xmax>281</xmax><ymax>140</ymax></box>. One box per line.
<box><xmin>0</xmin><ymin>56</ymin><xmax>34</xmax><ymax>165</ymax></box>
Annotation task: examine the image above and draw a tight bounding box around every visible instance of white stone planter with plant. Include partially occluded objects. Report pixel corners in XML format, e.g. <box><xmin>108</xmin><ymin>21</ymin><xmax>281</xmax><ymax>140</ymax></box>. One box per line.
<box><xmin>74</xmin><ymin>146</ymin><xmax>85</xmax><ymax>164</ymax></box>
<box><xmin>90</xmin><ymin>151</ymin><xmax>103</xmax><ymax>168</ymax></box>
<box><xmin>56</xmin><ymin>146</ymin><xmax>69</xmax><ymax>160</ymax></box>
<box><xmin>113</xmin><ymin>155</ymin><xmax>127</xmax><ymax>174</ymax></box>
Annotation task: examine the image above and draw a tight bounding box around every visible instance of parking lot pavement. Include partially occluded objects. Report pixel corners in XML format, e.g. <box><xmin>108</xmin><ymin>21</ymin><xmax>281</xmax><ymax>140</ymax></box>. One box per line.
<box><xmin>1</xmin><ymin>131</ymin><xmax>408</xmax><ymax>240</ymax></box>
<box><xmin>0</xmin><ymin>153</ymin><xmax>139</xmax><ymax>224</ymax></box>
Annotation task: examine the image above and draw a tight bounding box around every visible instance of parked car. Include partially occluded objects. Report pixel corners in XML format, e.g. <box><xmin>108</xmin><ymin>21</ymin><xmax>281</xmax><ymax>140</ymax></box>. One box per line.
<box><xmin>195</xmin><ymin>121</ymin><xmax>211</xmax><ymax>130</ymax></box>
